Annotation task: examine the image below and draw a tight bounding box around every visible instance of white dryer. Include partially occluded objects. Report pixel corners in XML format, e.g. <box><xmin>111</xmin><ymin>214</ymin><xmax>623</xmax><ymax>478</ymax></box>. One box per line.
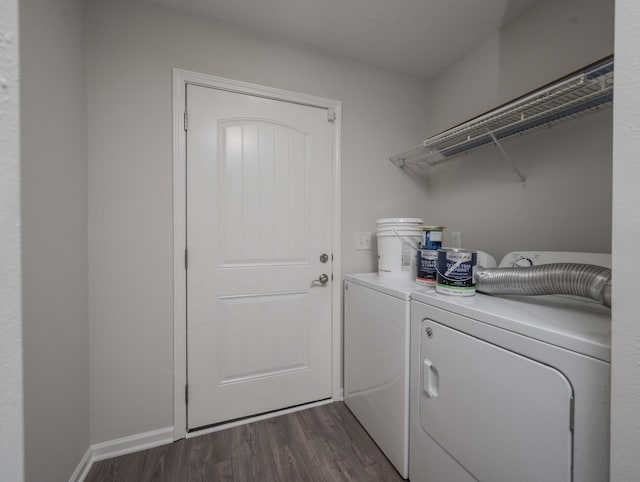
<box><xmin>409</xmin><ymin>252</ymin><xmax>611</xmax><ymax>482</ymax></box>
<box><xmin>343</xmin><ymin>273</ymin><xmax>417</xmax><ymax>478</ymax></box>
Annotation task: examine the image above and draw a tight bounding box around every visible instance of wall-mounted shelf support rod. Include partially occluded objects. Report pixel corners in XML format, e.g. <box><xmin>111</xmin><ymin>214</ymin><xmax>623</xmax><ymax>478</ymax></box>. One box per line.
<box><xmin>487</xmin><ymin>131</ymin><xmax>527</xmax><ymax>184</ymax></box>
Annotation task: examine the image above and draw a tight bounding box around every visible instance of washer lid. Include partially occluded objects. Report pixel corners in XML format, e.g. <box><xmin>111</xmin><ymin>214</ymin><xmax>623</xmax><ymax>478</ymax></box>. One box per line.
<box><xmin>344</xmin><ymin>273</ymin><xmax>416</xmax><ymax>300</ymax></box>
<box><xmin>411</xmin><ymin>289</ymin><xmax>611</xmax><ymax>361</ymax></box>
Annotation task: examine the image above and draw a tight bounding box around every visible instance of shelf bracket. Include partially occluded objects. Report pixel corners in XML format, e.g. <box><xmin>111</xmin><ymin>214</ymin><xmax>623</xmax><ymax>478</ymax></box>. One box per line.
<box><xmin>392</xmin><ymin>157</ymin><xmax>406</xmax><ymax>168</ymax></box>
<box><xmin>487</xmin><ymin>131</ymin><xmax>527</xmax><ymax>185</ymax></box>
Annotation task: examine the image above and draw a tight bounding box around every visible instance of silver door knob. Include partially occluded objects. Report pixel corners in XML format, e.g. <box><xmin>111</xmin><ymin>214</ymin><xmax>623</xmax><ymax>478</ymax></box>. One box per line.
<box><xmin>312</xmin><ymin>274</ymin><xmax>329</xmax><ymax>286</ymax></box>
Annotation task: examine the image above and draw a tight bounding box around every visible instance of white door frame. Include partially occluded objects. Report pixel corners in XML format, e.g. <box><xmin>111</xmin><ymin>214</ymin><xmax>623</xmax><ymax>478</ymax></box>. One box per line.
<box><xmin>172</xmin><ymin>69</ymin><xmax>342</xmax><ymax>439</ymax></box>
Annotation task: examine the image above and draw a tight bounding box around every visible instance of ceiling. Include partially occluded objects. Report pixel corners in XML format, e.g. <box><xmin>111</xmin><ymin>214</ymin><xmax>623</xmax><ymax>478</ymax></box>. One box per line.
<box><xmin>146</xmin><ymin>0</ymin><xmax>543</xmax><ymax>79</ymax></box>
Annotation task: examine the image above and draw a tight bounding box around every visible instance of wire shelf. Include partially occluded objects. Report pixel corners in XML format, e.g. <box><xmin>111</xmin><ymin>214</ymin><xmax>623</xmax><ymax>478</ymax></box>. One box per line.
<box><xmin>390</xmin><ymin>57</ymin><xmax>614</xmax><ymax>175</ymax></box>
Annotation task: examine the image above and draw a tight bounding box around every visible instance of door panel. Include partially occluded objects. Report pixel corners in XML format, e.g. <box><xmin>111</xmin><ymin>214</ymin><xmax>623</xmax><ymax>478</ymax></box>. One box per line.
<box><xmin>217</xmin><ymin>292</ymin><xmax>310</xmax><ymax>384</ymax></box>
<box><xmin>219</xmin><ymin>120</ymin><xmax>308</xmax><ymax>266</ymax></box>
<box><xmin>420</xmin><ymin>319</ymin><xmax>573</xmax><ymax>482</ymax></box>
<box><xmin>186</xmin><ymin>84</ymin><xmax>333</xmax><ymax>429</ymax></box>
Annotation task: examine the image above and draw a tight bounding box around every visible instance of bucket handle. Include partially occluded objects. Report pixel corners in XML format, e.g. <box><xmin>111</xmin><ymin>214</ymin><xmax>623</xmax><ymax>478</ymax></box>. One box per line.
<box><xmin>392</xmin><ymin>228</ymin><xmax>421</xmax><ymax>252</ymax></box>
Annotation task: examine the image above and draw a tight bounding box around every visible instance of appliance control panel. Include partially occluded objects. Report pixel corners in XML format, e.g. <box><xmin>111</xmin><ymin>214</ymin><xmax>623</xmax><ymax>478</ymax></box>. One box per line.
<box><xmin>499</xmin><ymin>251</ymin><xmax>611</xmax><ymax>269</ymax></box>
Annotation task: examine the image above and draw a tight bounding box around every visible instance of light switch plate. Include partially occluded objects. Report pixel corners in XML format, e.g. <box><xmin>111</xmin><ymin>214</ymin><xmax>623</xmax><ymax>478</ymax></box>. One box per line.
<box><xmin>451</xmin><ymin>231</ymin><xmax>462</xmax><ymax>249</ymax></box>
<box><xmin>356</xmin><ymin>232</ymin><xmax>371</xmax><ymax>250</ymax></box>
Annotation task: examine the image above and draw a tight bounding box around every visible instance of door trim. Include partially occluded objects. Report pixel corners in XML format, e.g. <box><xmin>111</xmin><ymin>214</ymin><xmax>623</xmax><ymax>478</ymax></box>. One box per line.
<box><xmin>172</xmin><ymin>69</ymin><xmax>342</xmax><ymax>439</ymax></box>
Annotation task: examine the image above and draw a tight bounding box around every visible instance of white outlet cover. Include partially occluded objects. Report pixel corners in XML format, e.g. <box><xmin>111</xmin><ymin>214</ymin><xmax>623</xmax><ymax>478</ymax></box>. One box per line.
<box><xmin>356</xmin><ymin>232</ymin><xmax>371</xmax><ymax>250</ymax></box>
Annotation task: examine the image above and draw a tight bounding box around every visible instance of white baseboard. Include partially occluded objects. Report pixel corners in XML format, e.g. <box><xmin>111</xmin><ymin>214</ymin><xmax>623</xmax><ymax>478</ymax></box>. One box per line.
<box><xmin>69</xmin><ymin>426</ymin><xmax>174</xmax><ymax>482</ymax></box>
<box><xmin>68</xmin><ymin>447</ymin><xmax>92</xmax><ymax>482</ymax></box>
<box><xmin>91</xmin><ymin>426</ymin><xmax>174</xmax><ymax>462</ymax></box>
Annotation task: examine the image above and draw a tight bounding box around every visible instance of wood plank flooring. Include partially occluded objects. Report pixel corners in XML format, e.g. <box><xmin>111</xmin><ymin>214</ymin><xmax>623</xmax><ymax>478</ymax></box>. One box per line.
<box><xmin>85</xmin><ymin>402</ymin><xmax>404</xmax><ymax>481</ymax></box>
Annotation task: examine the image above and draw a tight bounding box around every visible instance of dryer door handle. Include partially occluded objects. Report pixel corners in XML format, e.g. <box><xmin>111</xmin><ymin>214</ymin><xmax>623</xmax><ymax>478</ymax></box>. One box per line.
<box><xmin>423</xmin><ymin>358</ymin><xmax>439</xmax><ymax>398</ymax></box>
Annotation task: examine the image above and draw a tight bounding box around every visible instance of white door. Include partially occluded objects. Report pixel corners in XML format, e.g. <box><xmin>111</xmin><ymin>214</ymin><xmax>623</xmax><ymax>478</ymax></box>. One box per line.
<box><xmin>186</xmin><ymin>84</ymin><xmax>334</xmax><ymax>429</ymax></box>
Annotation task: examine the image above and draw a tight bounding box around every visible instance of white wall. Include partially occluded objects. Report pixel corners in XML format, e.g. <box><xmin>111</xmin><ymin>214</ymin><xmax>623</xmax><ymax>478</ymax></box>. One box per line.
<box><xmin>429</xmin><ymin>0</ymin><xmax>615</xmax><ymax>132</ymax></box>
<box><xmin>423</xmin><ymin>0</ymin><xmax>614</xmax><ymax>261</ymax></box>
<box><xmin>86</xmin><ymin>0</ymin><xmax>431</xmax><ymax>443</ymax></box>
<box><xmin>19</xmin><ymin>0</ymin><xmax>89</xmax><ymax>480</ymax></box>
<box><xmin>611</xmin><ymin>0</ymin><xmax>640</xmax><ymax>479</ymax></box>
<box><xmin>0</xmin><ymin>0</ymin><xmax>24</xmax><ymax>480</ymax></box>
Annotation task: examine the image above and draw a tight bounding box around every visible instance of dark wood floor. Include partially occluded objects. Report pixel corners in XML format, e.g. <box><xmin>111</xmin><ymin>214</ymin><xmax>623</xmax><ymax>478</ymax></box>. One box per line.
<box><xmin>86</xmin><ymin>402</ymin><xmax>404</xmax><ymax>481</ymax></box>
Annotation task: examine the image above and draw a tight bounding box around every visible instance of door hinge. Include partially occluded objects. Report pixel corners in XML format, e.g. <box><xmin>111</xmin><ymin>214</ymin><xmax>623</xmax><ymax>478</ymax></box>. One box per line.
<box><xmin>185</xmin><ymin>384</ymin><xmax>189</xmax><ymax>405</ymax></box>
<box><xmin>569</xmin><ymin>396</ymin><xmax>575</xmax><ymax>431</ymax></box>
<box><xmin>184</xmin><ymin>111</ymin><xmax>188</xmax><ymax>131</ymax></box>
<box><xmin>184</xmin><ymin>248</ymin><xmax>188</xmax><ymax>270</ymax></box>
<box><xmin>327</xmin><ymin>107</ymin><xmax>336</xmax><ymax>122</ymax></box>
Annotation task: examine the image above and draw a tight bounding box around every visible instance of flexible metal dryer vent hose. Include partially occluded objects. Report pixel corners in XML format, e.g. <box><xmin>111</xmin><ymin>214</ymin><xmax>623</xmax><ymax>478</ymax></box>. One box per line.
<box><xmin>475</xmin><ymin>263</ymin><xmax>612</xmax><ymax>308</ymax></box>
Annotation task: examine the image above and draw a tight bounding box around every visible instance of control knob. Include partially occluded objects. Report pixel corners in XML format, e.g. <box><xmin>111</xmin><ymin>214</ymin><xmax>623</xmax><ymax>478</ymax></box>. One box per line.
<box><xmin>512</xmin><ymin>256</ymin><xmax>534</xmax><ymax>267</ymax></box>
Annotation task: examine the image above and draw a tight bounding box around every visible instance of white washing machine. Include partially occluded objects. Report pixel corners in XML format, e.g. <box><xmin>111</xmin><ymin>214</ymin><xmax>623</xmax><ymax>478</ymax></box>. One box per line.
<box><xmin>343</xmin><ymin>273</ymin><xmax>418</xmax><ymax>478</ymax></box>
<box><xmin>409</xmin><ymin>252</ymin><xmax>611</xmax><ymax>482</ymax></box>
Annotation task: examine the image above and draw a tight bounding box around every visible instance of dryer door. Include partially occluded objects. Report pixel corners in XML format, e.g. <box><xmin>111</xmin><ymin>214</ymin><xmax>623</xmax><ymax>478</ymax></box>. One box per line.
<box><xmin>420</xmin><ymin>319</ymin><xmax>573</xmax><ymax>482</ymax></box>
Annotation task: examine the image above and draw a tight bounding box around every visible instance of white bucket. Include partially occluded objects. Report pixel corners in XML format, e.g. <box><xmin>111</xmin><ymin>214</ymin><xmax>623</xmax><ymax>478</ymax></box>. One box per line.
<box><xmin>376</xmin><ymin>218</ymin><xmax>423</xmax><ymax>280</ymax></box>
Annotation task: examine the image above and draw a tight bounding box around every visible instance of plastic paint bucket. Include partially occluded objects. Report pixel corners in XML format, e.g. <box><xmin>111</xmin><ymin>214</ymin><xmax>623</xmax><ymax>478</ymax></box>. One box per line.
<box><xmin>376</xmin><ymin>218</ymin><xmax>423</xmax><ymax>280</ymax></box>
<box><xmin>436</xmin><ymin>248</ymin><xmax>477</xmax><ymax>296</ymax></box>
